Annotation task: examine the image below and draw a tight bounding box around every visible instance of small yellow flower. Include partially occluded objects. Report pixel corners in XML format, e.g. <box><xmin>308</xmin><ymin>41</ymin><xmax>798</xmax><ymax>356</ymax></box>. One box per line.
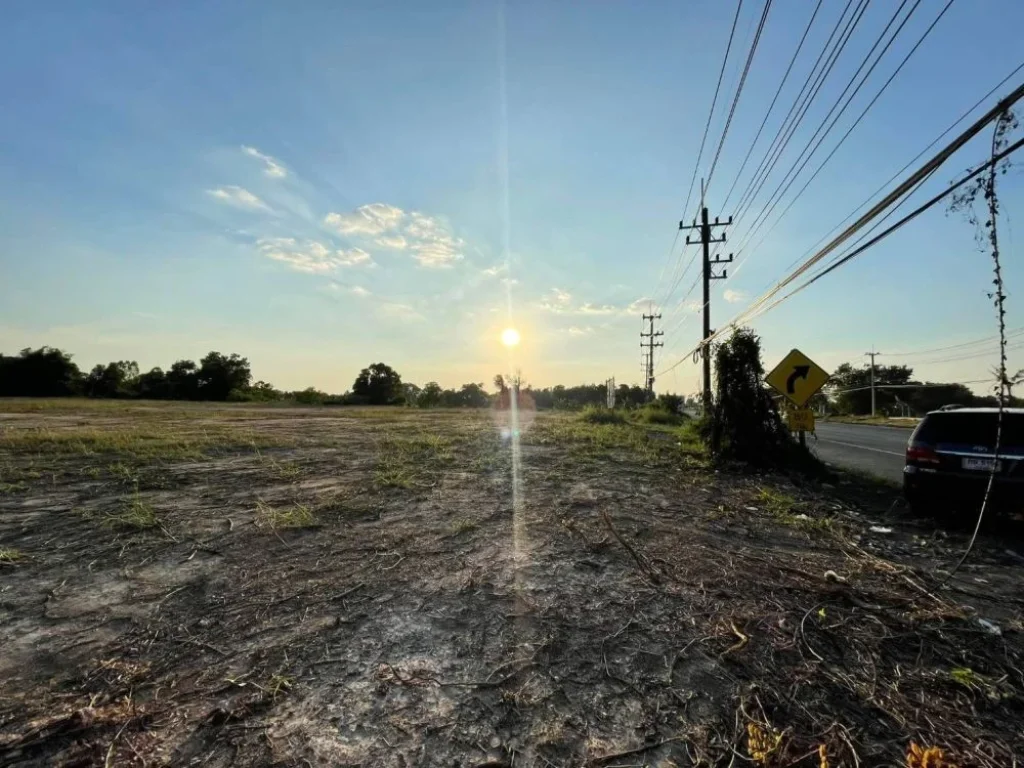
<box><xmin>907</xmin><ymin>742</ymin><xmax>958</xmax><ymax>768</ymax></box>
<box><xmin>747</xmin><ymin>723</ymin><xmax>782</xmax><ymax>766</ymax></box>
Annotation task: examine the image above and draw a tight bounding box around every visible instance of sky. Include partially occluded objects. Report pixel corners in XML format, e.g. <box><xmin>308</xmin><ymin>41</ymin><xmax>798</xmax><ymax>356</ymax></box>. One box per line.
<box><xmin>1</xmin><ymin>0</ymin><xmax>1022</xmax><ymax>396</ymax></box>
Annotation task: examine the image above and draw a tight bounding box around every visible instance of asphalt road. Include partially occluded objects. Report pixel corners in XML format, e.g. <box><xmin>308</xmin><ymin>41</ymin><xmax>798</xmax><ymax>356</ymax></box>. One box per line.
<box><xmin>811</xmin><ymin>422</ymin><xmax>912</xmax><ymax>483</ymax></box>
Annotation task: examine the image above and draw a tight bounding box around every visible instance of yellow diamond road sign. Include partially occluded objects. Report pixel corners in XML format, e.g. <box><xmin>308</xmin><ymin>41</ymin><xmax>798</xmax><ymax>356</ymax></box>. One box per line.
<box><xmin>766</xmin><ymin>349</ymin><xmax>830</xmax><ymax>407</ymax></box>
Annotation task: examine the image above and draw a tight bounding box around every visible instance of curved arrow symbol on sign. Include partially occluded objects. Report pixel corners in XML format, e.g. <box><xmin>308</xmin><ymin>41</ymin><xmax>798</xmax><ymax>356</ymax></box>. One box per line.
<box><xmin>786</xmin><ymin>365</ymin><xmax>810</xmax><ymax>394</ymax></box>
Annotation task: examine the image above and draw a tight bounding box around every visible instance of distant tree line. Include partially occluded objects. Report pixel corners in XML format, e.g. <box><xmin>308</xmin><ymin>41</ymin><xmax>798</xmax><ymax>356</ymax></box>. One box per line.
<box><xmin>0</xmin><ymin>347</ymin><xmax>254</xmax><ymax>401</ymax></box>
<box><xmin>0</xmin><ymin>347</ymin><xmax>691</xmax><ymax>411</ymax></box>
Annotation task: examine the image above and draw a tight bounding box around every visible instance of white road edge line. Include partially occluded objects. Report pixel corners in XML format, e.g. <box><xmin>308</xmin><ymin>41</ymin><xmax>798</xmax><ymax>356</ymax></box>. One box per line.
<box><xmin>816</xmin><ymin>438</ymin><xmax>904</xmax><ymax>457</ymax></box>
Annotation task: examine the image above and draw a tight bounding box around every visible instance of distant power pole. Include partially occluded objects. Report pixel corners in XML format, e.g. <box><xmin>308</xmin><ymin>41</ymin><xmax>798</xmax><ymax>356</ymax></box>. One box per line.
<box><xmin>865</xmin><ymin>349</ymin><xmax>882</xmax><ymax>416</ymax></box>
<box><xmin>641</xmin><ymin>313</ymin><xmax>663</xmax><ymax>396</ymax></box>
<box><xmin>680</xmin><ymin>181</ymin><xmax>732</xmax><ymax>411</ymax></box>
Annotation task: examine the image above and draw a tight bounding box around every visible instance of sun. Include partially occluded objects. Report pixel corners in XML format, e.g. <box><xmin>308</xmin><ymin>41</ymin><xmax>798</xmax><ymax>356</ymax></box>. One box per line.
<box><xmin>500</xmin><ymin>327</ymin><xmax>521</xmax><ymax>347</ymax></box>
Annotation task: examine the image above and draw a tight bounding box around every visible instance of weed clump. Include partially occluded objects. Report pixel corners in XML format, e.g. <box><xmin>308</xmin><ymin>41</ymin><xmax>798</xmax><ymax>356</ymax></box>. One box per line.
<box><xmin>579</xmin><ymin>406</ymin><xmax>626</xmax><ymax>425</ymax></box>
<box><xmin>255</xmin><ymin>499</ymin><xmax>318</xmax><ymax>530</ymax></box>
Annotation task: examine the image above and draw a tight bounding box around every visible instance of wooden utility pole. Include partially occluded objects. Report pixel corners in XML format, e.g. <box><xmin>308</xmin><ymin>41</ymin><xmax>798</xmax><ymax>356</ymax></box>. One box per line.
<box><xmin>680</xmin><ymin>182</ymin><xmax>732</xmax><ymax>411</ymax></box>
<box><xmin>641</xmin><ymin>314</ymin><xmax>663</xmax><ymax>397</ymax></box>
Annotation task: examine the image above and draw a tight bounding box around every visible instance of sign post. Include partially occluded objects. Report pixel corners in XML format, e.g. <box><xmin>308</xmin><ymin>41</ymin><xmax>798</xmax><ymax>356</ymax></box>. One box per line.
<box><xmin>766</xmin><ymin>349</ymin><xmax>830</xmax><ymax>446</ymax></box>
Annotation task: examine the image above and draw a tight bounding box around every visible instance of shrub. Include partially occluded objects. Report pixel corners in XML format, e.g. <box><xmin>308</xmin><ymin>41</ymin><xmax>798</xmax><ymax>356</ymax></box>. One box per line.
<box><xmin>633</xmin><ymin>404</ymin><xmax>687</xmax><ymax>426</ymax></box>
<box><xmin>706</xmin><ymin>328</ymin><xmax>792</xmax><ymax>465</ymax></box>
<box><xmin>579</xmin><ymin>406</ymin><xmax>626</xmax><ymax>425</ymax></box>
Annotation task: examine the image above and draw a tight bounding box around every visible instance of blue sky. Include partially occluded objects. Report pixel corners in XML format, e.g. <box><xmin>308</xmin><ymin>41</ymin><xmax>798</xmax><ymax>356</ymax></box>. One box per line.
<box><xmin>1</xmin><ymin>1</ymin><xmax>1022</xmax><ymax>395</ymax></box>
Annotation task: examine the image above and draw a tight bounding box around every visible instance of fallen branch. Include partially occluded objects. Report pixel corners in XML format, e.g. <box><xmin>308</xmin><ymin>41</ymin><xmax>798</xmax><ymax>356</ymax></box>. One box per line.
<box><xmin>720</xmin><ymin>621</ymin><xmax>749</xmax><ymax>659</ymax></box>
<box><xmin>585</xmin><ymin>737</ymin><xmax>682</xmax><ymax>766</ymax></box>
<box><xmin>600</xmin><ymin>509</ymin><xmax>661</xmax><ymax>584</ymax></box>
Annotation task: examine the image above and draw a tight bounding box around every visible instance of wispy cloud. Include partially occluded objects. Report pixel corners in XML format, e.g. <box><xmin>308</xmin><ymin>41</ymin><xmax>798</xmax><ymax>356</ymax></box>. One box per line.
<box><xmin>325</xmin><ymin>281</ymin><xmax>372</xmax><ymax>297</ymax></box>
<box><xmin>241</xmin><ymin>145</ymin><xmax>287</xmax><ymax>178</ymax></box>
<box><xmin>377</xmin><ymin>301</ymin><xmax>422</xmax><ymax>321</ymax></box>
<box><xmin>576</xmin><ymin>303</ymin><xmax>620</xmax><ymax>316</ymax></box>
<box><xmin>539</xmin><ymin>288</ymin><xmax>573</xmax><ymax>312</ymax></box>
<box><xmin>567</xmin><ymin>326</ymin><xmax>594</xmax><ymax>336</ymax></box>
<box><xmin>723</xmin><ymin>289</ymin><xmax>747</xmax><ymax>303</ymax></box>
<box><xmin>375</xmin><ymin>235</ymin><xmax>408</xmax><ymax>249</ymax></box>
<box><xmin>482</xmin><ymin>264</ymin><xmax>507</xmax><ymax>277</ymax></box>
<box><xmin>208</xmin><ymin>186</ymin><xmax>269</xmax><ymax>211</ymax></box>
<box><xmin>258</xmin><ymin>237</ymin><xmax>373</xmax><ymax>273</ymax></box>
<box><xmin>540</xmin><ymin>288</ymin><xmax>644</xmax><ymax>317</ymax></box>
<box><xmin>324</xmin><ymin>204</ymin><xmax>464</xmax><ymax>268</ymax></box>
<box><xmin>325</xmin><ymin>203</ymin><xmax>404</xmax><ymax>236</ymax></box>
<box><xmin>624</xmin><ymin>297</ymin><xmax>657</xmax><ymax>315</ymax></box>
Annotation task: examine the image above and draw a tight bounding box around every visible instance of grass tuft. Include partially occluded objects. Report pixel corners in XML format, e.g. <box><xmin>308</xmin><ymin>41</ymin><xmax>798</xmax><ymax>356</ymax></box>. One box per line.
<box><xmin>0</xmin><ymin>547</ymin><xmax>25</xmax><ymax>564</ymax></box>
<box><xmin>373</xmin><ymin>432</ymin><xmax>454</xmax><ymax>489</ymax></box>
<box><xmin>105</xmin><ymin>492</ymin><xmax>159</xmax><ymax>530</ymax></box>
<box><xmin>451</xmin><ymin>518</ymin><xmax>478</xmax><ymax>535</ymax></box>
<box><xmin>757</xmin><ymin>487</ymin><xmax>834</xmax><ymax>533</ymax></box>
<box><xmin>255</xmin><ymin>499</ymin><xmax>319</xmax><ymax>530</ymax></box>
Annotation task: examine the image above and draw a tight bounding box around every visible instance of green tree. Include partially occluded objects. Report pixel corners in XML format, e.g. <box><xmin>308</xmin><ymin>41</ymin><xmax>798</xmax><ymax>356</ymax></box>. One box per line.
<box><xmin>197</xmin><ymin>352</ymin><xmax>252</xmax><ymax>401</ymax></box>
<box><xmin>249</xmin><ymin>380</ymin><xmax>281</xmax><ymax>401</ymax></box>
<box><xmin>0</xmin><ymin>347</ymin><xmax>82</xmax><ymax>396</ymax></box>
<box><xmin>166</xmin><ymin>360</ymin><xmax>200</xmax><ymax>400</ymax></box>
<box><xmin>906</xmin><ymin>383</ymin><xmax>976</xmax><ymax>414</ymax></box>
<box><xmin>417</xmin><ymin>381</ymin><xmax>443</xmax><ymax>408</ymax></box>
<box><xmin>293</xmin><ymin>387</ymin><xmax>326</xmax><ymax>405</ymax></box>
<box><xmin>827</xmin><ymin>362</ymin><xmax>913</xmax><ymax>415</ymax></box>
<box><xmin>352</xmin><ymin>362</ymin><xmax>403</xmax><ymax>405</ymax></box>
<box><xmin>706</xmin><ymin>328</ymin><xmax>790</xmax><ymax>463</ymax></box>
<box><xmin>84</xmin><ymin>360</ymin><xmax>139</xmax><ymax>398</ymax></box>
<box><xmin>458</xmin><ymin>382</ymin><xmax>490</xmax><ymax>408</ymax></box>
<box><xmin>616</xmin><ymin>384</ymin><xmax>648</xmax><ymax>409</ymax></box>
<box><xmin>136</xmin><ymin>367</ymin><xmax>171</xmax><ymax>399</ymax></box>
<box><xmin>401</xmin><ymin>383</ymin><xmax>421</xmax><ymax>405</ymax></box>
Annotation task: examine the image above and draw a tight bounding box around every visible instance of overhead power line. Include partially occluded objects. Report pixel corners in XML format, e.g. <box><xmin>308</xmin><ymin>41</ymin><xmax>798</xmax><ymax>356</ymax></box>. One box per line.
<box><xmin>732</xmin><ymin>0</ymin><xmax>867</xmax><ymax>221</ymax></box>
<box><xmin>657</xmin><ymin>79</ymin><xmax>1024</xmax><ymax>376</ymax></box>
<box><xmin>743</xmin><ymin>59</ymin><xmax>1024</xmax><ymax>297</ymax></box>
<box><xmin>910</xmin><ymin>340</ymin><xmax>1024</xmax><ymax>367</ymax></box>
<box><xmin>731</xmin><ymin>0</ymin><xmax>955</xmax><ymax>269</ymax></box>
<box><xmin>833</xmin><ymin>380</ymin><xmax>993</xmax><ymax>394</ymax></box>
<box><xmin>704</xmin><ymin>0</ymin><xmax>774</xmax><ymax>194</ymax></box>
<box><xmin>775</xmin><ymin>134</ymin><xmax>1024</xmax><ymax>302</ymax></box>
<box><xmin>721</xmin><ymin>0</ymin><xmax>825</xmax><ymax>209</ymax></box>
<box><xmin>678</xmin><ymin>0</ymin><xmax>744</xmax><ymax>231</ymax></box>
<box><xmin>736</xmin><ymin>0</ymin><xmax>922</xmax><ymax>238</ymax></box>
<box><xmin>655</xmin><ymin>0</ymin><xmax>746</xmax><ymax>312</ymax></box>
<box><xmin>885</xmin><ymin>327</ymin><xmax>1024</xmax><ymax>357</ymax></box>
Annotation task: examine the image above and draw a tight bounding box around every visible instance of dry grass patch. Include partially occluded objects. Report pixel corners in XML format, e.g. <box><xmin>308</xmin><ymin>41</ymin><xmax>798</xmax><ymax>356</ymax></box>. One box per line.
<box><xmin>254</xmin><ymin>499</ymin><xmax>319</xmax><ymax>530</ymax></box>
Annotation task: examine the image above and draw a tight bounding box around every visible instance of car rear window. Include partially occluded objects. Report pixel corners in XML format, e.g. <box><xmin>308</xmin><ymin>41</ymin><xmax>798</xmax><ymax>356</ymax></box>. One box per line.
<box><xmin>914</xmin><ymin>412</ymin><xmax>1024</xmax><ymax>447</ymax></box>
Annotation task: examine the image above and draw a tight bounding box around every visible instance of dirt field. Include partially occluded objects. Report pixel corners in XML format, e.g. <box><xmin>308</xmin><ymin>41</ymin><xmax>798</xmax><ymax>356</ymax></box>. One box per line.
<box><xmin>1</xmin><ymin>401</ymin><xmax>1022</xmax><ymax>767</ymax></box>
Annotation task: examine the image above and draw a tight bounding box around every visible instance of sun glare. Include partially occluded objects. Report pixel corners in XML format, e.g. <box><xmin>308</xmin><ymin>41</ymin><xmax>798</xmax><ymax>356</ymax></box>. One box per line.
<box><xmin>501</xmin><ymin>327</ymin><xmax>521</xmax><ymax>347</ymax></box>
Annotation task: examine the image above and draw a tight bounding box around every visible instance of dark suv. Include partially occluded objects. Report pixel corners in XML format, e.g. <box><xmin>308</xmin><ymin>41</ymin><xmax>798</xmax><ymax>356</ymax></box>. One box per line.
<box><xmin>904</xmin><ymin>408</ymin><xmax>1024</xmax><ymax>517</ymax></box>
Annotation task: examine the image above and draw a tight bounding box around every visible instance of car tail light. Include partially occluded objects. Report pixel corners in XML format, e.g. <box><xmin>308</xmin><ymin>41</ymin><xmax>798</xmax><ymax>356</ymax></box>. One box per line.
<box><xmin>907</xmin><ymin>443</ymin><xmax>940</xmax><ymax>465</ymax></box>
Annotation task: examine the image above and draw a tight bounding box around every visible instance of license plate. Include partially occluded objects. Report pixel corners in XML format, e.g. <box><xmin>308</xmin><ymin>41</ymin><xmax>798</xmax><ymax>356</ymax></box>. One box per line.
<box><xmin>962</xmin><ymin>457</ymin><xmax>1001</xmax><ymax>471</ymax></box>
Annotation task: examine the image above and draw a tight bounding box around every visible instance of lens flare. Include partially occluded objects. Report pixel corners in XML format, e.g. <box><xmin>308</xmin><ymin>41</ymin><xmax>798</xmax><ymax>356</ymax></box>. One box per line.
<box><xmin>501</xmin><ymin>328</ymin><xmax>521</xmax><ymax>347</ymax></box>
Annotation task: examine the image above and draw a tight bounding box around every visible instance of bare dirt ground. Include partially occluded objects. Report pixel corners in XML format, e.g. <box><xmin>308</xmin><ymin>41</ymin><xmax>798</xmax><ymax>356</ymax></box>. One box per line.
<box><xmin>1</xmin><ymin>401</ymin><xmax>1022</xmax><ymax>767</ymax></box>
